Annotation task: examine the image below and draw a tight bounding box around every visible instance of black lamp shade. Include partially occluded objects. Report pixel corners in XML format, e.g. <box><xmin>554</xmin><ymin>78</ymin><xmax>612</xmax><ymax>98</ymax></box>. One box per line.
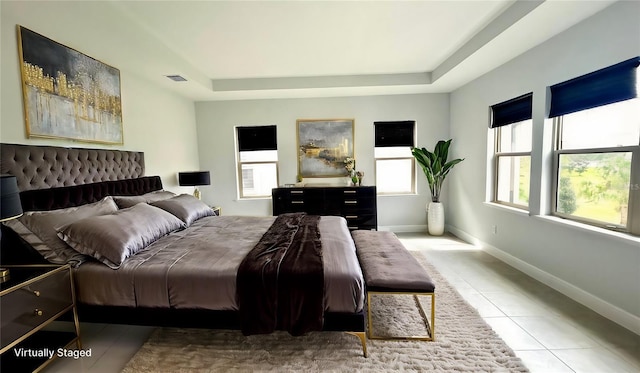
<box><xmin>178</xmin><ymin>171</ymin><xmax>211</xmax><ymax>187</ymax></box>
<box><xmin>1</xmin><ymin>175</ymin><xmax>23</xmax><ymax>221</ymax></box>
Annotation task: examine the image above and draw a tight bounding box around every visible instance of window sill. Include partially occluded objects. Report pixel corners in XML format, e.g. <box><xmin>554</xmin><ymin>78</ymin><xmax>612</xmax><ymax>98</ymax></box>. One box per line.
<box><xmin>236</xmin><ymin>197</ymin><xmax>272</xmax><ymax>201</ymax></box>
<box><xmin>484</xmin><ymin>202</ymin><xmax>639</xmax><ymax>244</ymax></box>
<box><xmin>377</xmin><ymin>193</ymin><xmax>419</xmax><ymax>197</ymax></box>
<box><xmin>532</xmin><ymin>215</ymin><xmax>640</xmax><ymax>245</ymax></box>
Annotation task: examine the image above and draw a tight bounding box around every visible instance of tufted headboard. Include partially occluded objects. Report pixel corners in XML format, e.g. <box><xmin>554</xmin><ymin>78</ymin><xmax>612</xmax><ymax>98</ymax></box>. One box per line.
<box><xmin>0</xmin><ymin>143</ymin><xmax>162</xmax><ymax>211</ymax></box>
<box><xmin>1</xmin><ymin>143</ymin><xmax>145</xmax><ymax>191</ymax></box>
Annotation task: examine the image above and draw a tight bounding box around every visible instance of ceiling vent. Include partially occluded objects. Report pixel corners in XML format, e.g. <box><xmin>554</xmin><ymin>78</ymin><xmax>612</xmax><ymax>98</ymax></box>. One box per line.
<box><xmin>166</xmin><ymin>75</ymin><xmax>187</xmax><ymax>82</ymax></box>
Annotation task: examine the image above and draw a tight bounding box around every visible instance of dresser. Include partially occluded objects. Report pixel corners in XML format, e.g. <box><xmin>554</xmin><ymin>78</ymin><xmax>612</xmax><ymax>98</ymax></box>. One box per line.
<box><xmin>0</xmin><ymin>264</ymin><xmax>81</xmax><ymax>372</ymax></box>
<box><xmin>272</xmin><ymin>186</ymin><xmax>377</xmax><ymax>230</ymax></box>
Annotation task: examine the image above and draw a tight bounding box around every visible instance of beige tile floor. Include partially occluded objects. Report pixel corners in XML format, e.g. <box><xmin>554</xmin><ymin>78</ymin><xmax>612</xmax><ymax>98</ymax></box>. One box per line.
<box><xmin>44</xmin><ymin>232</ymin><xmax>639</xmax><ymax>372</ymax></box>
<box><xmin>398</xmin><ymin>232</ymin><xmax>640</xmax><ymax>373</ymax></box>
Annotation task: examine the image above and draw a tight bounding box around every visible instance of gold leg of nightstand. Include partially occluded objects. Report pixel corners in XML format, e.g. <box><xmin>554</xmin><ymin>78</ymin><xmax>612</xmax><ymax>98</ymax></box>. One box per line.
<box><xmin>69</xmin><ymin>268</ymin><xmax>82</xmax><ymax>349</ymax></box>
<box><xmin>73</xmin><ymin>308</ymin><xmax>82</xmax><ymax>349</ymax></box>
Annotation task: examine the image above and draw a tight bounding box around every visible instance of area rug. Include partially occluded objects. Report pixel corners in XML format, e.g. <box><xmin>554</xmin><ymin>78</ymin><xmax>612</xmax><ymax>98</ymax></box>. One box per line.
<box><xmin>121</xmin><ymin>251</ymin><xmax>529</xmax><ymax>372</ymax></box>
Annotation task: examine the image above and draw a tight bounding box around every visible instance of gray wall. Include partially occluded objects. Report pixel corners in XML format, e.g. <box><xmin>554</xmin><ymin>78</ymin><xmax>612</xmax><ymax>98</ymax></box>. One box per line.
<box><xmin>448</xmin><ymin>1</ymin><xmax>640</xmax><ymax>332</ymax></box>
<box><xmin>194</xmin><ymin>94</ymin><xmax>449</xmax><ymax>229</ymax></box>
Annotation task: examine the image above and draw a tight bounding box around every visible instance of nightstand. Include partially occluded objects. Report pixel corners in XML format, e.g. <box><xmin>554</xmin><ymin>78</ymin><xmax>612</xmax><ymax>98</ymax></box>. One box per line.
<box><xmin>0</xmin><ymin>264</ymin><xmax>81</xmax><ymax>372</ymax></box>
<box><xmin>211</xmin><ymin>206</ymin><xmax>221</xmax><ymax>216</ymax></box>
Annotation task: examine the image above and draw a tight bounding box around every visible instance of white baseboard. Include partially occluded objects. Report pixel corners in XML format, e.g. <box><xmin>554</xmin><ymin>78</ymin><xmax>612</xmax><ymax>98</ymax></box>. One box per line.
<box><xmin>379</xmin><ymin>225</ymin><xmax>427</xmax><ymax>232</ymax></box>
<box><xmin>447</xmin><ymin>224</ymin><xmax>640</xmax><ymax>336</ymax></box>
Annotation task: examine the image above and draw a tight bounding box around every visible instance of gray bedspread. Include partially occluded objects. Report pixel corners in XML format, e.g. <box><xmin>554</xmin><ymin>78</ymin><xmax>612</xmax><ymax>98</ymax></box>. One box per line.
<box><xmin>73</xmin><ymin>215</ymin><xmax>365</xmax><ymax>313</ymax></box>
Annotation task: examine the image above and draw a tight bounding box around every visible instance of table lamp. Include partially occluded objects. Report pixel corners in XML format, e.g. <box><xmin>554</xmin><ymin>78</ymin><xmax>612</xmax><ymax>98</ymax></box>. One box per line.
<box><xmin>1</xmin><ymin>174</ymin><xmax>23</xmax><ymax>282</ymax></box>
<box><xmin>178</xmin><ymin>171</ymin><xmax>211</xmax><ymax>200</ymax></box>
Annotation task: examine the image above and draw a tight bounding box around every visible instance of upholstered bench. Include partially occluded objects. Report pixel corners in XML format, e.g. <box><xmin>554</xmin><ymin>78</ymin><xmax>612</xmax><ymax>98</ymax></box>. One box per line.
<box><xmin>351</xmin><ymin>230</ymin><xmax>435</xmax><ymax>341</ymax></box>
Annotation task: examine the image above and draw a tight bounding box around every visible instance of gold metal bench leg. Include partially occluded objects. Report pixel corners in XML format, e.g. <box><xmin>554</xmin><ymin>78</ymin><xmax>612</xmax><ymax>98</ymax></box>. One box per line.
<box><xmin>367</xmin><ymin>291</ymin><xmax>373</xmax><ymax>339</ymax></box>
<box><xmin>345</xmin><ymin>331</ymin><xmax>368</xmax><ymax>357</ymax></box>
<box><xmin>367</xmin><ymin>291</ymin><xmax>435</xmax><ymax>341</ymax></box>
<box><xmin>412</xmin><ymin>294</ymin><xmax>435</xmax><ymax>340</ymax></box>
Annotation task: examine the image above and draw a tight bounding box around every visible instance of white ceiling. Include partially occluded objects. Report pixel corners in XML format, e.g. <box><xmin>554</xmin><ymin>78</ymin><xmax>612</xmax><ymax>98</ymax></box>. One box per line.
<box><xmin>106</xmin><ymin>0</ymin><xmax>617</xmax><ymax>101</ymax></box>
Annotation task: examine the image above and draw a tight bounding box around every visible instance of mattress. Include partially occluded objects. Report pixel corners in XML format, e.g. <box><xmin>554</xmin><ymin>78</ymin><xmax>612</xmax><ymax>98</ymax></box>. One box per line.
<box><xmin>73</xmin><ymin>215</ymin><xmax>365</xmax><ymax>313</ymax></box>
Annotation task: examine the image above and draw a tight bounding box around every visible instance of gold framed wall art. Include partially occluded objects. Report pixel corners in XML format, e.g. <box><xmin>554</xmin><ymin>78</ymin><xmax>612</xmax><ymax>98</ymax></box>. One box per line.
<box><xmin>17</xmin><ymin>25</ymin><xmax>123</xmax><ymax>144</ymax></box>
<box><xmin>297</xmin><ymin>119</ymin><xmax>354</xmax><ymax>178</ymax></box>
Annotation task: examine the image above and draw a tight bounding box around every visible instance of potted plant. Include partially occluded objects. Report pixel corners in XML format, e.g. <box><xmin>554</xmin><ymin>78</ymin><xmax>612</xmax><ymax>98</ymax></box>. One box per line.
<box><xmin>412</xmin><ymin>139</ymin><xmax>464</xmax><ymax>235</ymax></box>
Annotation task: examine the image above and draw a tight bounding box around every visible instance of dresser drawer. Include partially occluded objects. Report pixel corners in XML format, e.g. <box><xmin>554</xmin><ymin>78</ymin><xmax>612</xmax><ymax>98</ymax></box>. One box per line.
<box><xmin>273</xmin><ymin>188</ymin><xmax>324</xmax><ymax>214</ymax></box>
<box><xmin>281</xmin><ymin>200</ymin><xmax>308</xmax><ymax>213</ymax></box>
<box><xmin>339</xmin><ymin>187</ymin><xmax>376</xmax><ymax>199</ymax></box>
<box><xmin>0</xmin><ymin>269</ymin><xmax>73</xmax><ymax>350</ymax></box>
<box><xmin>343</xmin><ymin>214</ymin><xmax>377</xmax><ymax>230</ymax></box>
<box><xmin>341</xmin><ymin>198</ymin><xmax>376</xmax><ymax>213</ymax></box>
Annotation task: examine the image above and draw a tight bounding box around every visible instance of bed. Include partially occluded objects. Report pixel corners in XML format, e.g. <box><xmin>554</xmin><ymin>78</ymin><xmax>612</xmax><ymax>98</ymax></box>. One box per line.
<box><xmin>0</xmin><ymin>143</ymin><xmax>368</xmax><ymax>356</ymax></box>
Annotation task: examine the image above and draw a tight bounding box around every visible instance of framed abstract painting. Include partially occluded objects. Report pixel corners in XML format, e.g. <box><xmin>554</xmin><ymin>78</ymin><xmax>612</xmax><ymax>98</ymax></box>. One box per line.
<box><xmin>17</xmin><ymin>25</ymin><xmax>123</xmax><ymax>144</ymax></box>
<box><xmin>297</xmin><ymin>119</ymin><xmax>354</xmax><ymax>178</ymax></box>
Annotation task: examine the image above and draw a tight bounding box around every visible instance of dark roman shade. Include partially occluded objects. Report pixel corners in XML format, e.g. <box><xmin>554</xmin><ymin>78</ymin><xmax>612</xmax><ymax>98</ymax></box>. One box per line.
<box><xmin>549</xmin><ymin>56</ymin><xmax>640</xmax><ymax>118</ymax></box>
<box><xmin>490</xmin><ymin>93</ymin><xmax>533</xmax><ymax>128</ymax></box>
<box><xmin>237</xmin><ymin>125</ymin><xmax>277</xmax><ymax>151</ymax></box>
<box><xmin>374</xmin><ymin>121</ymin><xmax>415</xmax><ymax>147</ymax></box>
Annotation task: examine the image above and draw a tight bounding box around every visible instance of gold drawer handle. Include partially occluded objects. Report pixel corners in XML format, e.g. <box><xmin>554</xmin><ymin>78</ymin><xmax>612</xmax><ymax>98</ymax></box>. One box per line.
<box><xmin>343</xmin><ymin>190</ymin><xmax>356</xmax><ymax>194</ymax></box>
<box><xmin>33</xmin><ymin>290</ymin><xmax>40</xmax><ymax>297</ymax></box>
<box><xmin>345</xmin><ymin>215</ymin><xmax>358</xmax><ymax>219</ymax></box>
<box><xmin>290</xmin><ymin>190</ymin><xmax>303</xmax><ymax>194</ymax></box>
<box><xmin>345</xmin><ymin>200</ymin><xmax>358</xmax><ymax>204</ymax></box>
<box><xmin>291</xmin><ymin>201</ymin><xmax>304</xmax><ymax>204</ymax></box>
<box><xmin>34</xmin><ymin>309</ymin><xmax>43</xmax><ymax>316</ymax></box>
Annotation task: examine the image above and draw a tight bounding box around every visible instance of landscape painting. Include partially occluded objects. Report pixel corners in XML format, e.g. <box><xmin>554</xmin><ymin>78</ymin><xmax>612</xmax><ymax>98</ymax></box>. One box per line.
<box><xmin>18</xmin><ymin>25</ymin><xmax>123</xmax><ymax>144</ymax></box>
<box><xmin>297</xmin><ymin>119</ymin><xmax>354</xmax><ymax>178</ymax></box>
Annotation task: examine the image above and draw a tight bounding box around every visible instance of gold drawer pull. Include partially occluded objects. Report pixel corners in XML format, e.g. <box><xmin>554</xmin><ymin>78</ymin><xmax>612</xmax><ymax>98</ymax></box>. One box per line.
<box><xmin>291</xmin><ymin>201</ymin><xmax>304</xmax><ymax>204</ymax></box>
<box><xmin>33</xmin><ymin>290</ymin><xmax>41</xmax><ymax>297</ymax></box>
<box><xmin>348</xmin><ymin>226</ymin><xmax>358</xmax><ymax>230</ymax></box>
<box><xmin>345</xmin><ymin>200</ymin><xmax>358</xmax><ymax>204</ymax></box>
<box><xmin>290</xmin><ymin>190</ymin><xmax>303</xmax><ymax>194</ymax></box>
<box><xmin>34</xmin><ymin>309</ymin><xmax>43</xmax><ymax>316</ymax></box>
<box><xmin>343</xmin><ymin>190</ymin><xmax>356</xmax><ymax>194</ymax></box>
<box><xmin>345</xmin><ymin>215</ymin><xmax>358</xmax><ymax>219</ymax></box>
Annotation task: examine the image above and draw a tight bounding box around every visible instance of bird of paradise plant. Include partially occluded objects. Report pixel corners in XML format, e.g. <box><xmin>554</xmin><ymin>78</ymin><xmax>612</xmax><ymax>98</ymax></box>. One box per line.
<box><xmin>411</xmin><ymin>139</ymin><xmax>464</xmax><ymax>202</ymax></box>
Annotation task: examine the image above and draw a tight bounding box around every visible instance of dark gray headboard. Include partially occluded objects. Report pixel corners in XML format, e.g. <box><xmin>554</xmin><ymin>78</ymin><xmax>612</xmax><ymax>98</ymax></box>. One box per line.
<box><xmin>0</xmin><ymin>143</ymin><xmax>161</xmax><ymax>264</ymax></box>
<box><xmin>0</xmin><ymin>143</ymin><xmax>145</xmax><ymax>192</ymax></box>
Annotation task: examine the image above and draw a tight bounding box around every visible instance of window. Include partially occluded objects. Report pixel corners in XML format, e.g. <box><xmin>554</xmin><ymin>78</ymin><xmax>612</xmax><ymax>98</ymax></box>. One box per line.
<box><xmin>236</xmin><ymin>125</ymin><xmax>278</xmax><ymax>198</ymax></box>
<box><xmin>549</xmin><ymin>57</ymin><xmax>639</xmax><ymax>234</ymax></box>
<box><xmin>374</xmin><ymin>121</ymin><xmax>415</xmax><ymax>194</ymax></box>
<box><xmin>491</xmin><ymin>93</ymin><xmax>533</xmax><ymax>209</ymax></box>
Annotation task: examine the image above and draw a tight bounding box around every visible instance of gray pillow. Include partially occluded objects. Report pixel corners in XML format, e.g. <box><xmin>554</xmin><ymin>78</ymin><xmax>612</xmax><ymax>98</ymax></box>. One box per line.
<box><xmin>112</xmin><ymin>190</ymin><xmax>176</xmax><ymax>209</ymax></box>
<box><xmin>15</xmin><ymin>196</ymin><xmax>119</xmax><ymax>266</ymax></box>
<box><xmin>57</xmin><ymin>204</ymin><xmax>185</xmax><ymax>269</ymax></box>
<box><xmin>150</xmin><ymin>194</ymin><xmax>215</xmax><ymax>227</ymax></box>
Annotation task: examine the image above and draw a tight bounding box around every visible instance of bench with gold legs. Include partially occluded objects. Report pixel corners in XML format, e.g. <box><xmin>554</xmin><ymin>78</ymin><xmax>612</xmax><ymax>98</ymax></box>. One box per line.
<box><xmin>352</xmin><ymin>230</ymin><xmax>435</xmax><ymax>341</ymax></box>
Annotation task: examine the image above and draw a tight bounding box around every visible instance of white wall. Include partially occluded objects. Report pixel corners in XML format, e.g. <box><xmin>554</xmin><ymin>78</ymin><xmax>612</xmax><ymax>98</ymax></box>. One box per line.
<box><xmin>448</xmin><ymin>1</ymin><xmax>640</xmax><ymax>332</ymax></box>
<box><xmin>0</xmin><ymin>1</ymin><xmax>200</xmax><ymax>192</ymax></box>
<box><xmin>195</xmin><ymin>94</ymin><xmax>449</xmax><ymax>228</ymax></box>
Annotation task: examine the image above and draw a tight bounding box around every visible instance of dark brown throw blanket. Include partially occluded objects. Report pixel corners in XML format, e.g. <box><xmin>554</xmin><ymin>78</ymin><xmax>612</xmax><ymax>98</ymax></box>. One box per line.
<box><xmin>236</xmin><ymin>213</ymin><xmax>324</xmax><ymax>336</ymax></box>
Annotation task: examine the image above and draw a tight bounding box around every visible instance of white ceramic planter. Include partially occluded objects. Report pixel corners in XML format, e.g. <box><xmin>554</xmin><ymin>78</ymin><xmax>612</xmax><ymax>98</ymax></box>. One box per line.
<box><xmin>427</xmin><ymin>202</ymin><xmax>445</xmax><ymax>236</ymax></box>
